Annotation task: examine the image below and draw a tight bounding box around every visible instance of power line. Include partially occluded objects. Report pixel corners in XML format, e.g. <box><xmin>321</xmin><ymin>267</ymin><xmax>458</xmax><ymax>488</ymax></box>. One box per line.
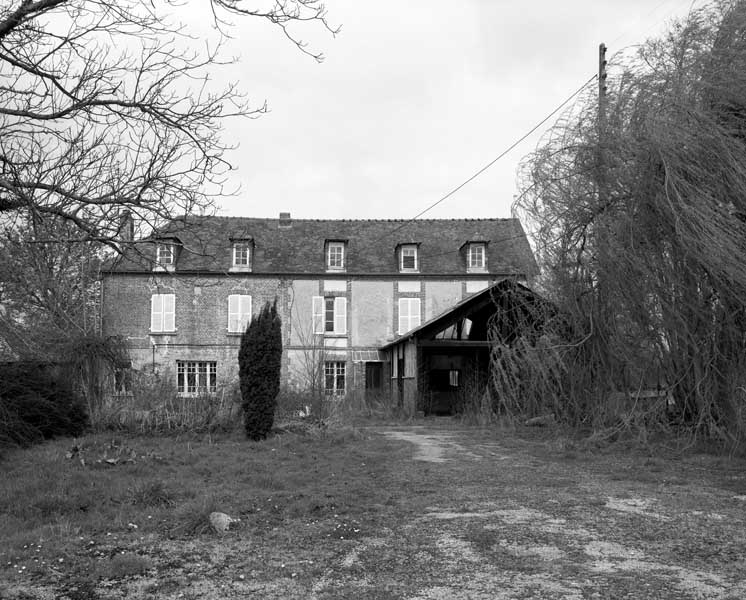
<box><xmin>373</xmin><ymin>73</ymin><xmax>599</xmax><ymax>243</ymax></box>
<box><xmin>608</xmin><ymin>0</ymin><xmax>678</xmax><ymax>49</ymax></box>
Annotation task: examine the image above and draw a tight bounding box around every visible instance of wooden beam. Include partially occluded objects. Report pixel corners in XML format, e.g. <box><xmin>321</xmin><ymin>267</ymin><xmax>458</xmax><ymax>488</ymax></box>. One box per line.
<box><xmin>417</xmin><ymin>340</ymin><xmax>491</xmax><ymax>348</ymax></box>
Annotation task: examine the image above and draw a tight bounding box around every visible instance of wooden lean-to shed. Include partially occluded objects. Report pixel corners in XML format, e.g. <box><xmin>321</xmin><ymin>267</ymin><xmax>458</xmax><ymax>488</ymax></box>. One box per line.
<box><xmin>381</xmin><ymin>279</ymin><xmax>551</xmax><ymax>415</ymax></box>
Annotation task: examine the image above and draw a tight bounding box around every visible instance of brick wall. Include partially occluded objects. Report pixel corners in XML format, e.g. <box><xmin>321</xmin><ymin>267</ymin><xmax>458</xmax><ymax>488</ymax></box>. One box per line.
<box><xmin>102</xmin><ymin>273</ymin><xmax>290</xmax><ymax>388</ymax></box>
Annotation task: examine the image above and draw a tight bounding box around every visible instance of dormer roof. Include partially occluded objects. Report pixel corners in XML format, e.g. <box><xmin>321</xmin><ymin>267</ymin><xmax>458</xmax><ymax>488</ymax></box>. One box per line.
<box><xmin>106</xmin><ymin>216</ymin><xmax>537</xmax><ymax>277</ymax></box>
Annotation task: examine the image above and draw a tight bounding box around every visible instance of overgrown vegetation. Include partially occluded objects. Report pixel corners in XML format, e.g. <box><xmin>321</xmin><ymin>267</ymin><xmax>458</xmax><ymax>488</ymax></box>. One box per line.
<box><xmin>239</xmin><ymin>300</ymin><xmax>283</xmax><ymax>440</ymax></box>
<box><xmin>0</xmin><ymin>362</ymin><xmax>88</xmax><ymax>449</ymax></box>
<box><xmin>91</xmin><ymin>371</ymin><xmax>241</xmax><ymax>434</ymax></box>
<box><xmin>504</xmin><ymin>0</ymin><xmax>746</xmax><ymax>449</ymax></box>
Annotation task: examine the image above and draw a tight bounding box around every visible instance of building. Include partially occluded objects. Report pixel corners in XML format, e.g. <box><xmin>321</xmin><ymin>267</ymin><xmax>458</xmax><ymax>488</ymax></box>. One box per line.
<box><xmin>382</xmin><ymin>278</ymin><xmax>554</xmax><ymax>414</ymax></box>
<box><xmin>101</xmin><ymin>213</ymin><xmax>537</xmax><ymax>412</ymax></box>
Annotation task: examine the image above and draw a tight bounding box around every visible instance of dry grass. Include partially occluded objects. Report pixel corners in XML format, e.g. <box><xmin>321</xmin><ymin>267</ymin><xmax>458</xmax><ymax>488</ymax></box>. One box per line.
<box><xmin>1</xmin><ymin>424</ymin><xmax>745</xmax><ymax>599</ymax></box>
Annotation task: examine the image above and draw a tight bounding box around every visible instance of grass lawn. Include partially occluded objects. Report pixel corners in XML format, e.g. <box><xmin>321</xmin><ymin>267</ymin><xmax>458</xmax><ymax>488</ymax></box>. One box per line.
<box><xmin>1</xmin><ymin>421</ymin><xmax>745</xmax><ymax>599</ymax></box>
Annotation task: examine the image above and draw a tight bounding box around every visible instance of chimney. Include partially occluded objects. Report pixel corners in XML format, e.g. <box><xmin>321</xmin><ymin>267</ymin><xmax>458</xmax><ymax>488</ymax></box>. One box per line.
<box><xmin>119</xmin><ymin>209</ymin><xmax>134</xmax><ymax>242</ymax></box>
<box><xmin>279</xmin><ymin>212</ymin><xmax>292</xmax><ymax>228</ymax></box>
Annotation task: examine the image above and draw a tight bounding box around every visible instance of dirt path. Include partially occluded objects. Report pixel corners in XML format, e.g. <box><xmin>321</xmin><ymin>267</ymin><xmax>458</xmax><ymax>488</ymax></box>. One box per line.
<box><xmin>380</xmin><ymin>428</ymin><xmax>483</xmax><ymax>462</ymax></box>
<box><xmin>366</xmin><ymin>425</ymin><xmax>746</xmax><ymax>599</ymax></box>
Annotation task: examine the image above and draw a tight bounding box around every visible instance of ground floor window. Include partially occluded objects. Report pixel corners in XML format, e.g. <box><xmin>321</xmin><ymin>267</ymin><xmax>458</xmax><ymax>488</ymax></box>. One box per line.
<box><xmin>113</xmin><ymin>365</ymin><xmax>133</xmax><ymax>395</ymax></box>
<box><xmin>324</xmin><ymin>361</ymin><xmax>346</xmax><ymax>396</ymax></box>
<box><xmin>177</xmin><ymin>361</ymin><xmax>217</xmax><ymax>395</ymax></box>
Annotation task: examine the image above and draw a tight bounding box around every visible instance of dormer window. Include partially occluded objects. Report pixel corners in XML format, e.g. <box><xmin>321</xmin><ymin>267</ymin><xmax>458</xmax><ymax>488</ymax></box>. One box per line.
<box><xmin>399</xmin><ymin>244</ymin><xmax>419</xmax><ymax>272</ymax></box>
<box><xmin>468</xmin><ymin>243</ymin><xmax>486</xmax><ymax>271</ymax></box>
<box><xmin>233</xmin><ymin>242</ymin><xmax>250</xmax><ymax>267</ymax></box>
<box><xmin>326</xmin><ymin>241</ymin><xmax>346</xmax><ymax>271</ymax></box>
<box><xmin>229</xmin><ymin>238</ymin><xmax>253</xmax><ymax>271</ymax></box>
<box><xmin>154</xmin><ymin>242</ymin><xmax>176</xmax><ymax>271</ymax></box>
<box><xmin>156</xmin><ymin>243</ymin><xmax>174</xmax><ymax>265</ymax></box>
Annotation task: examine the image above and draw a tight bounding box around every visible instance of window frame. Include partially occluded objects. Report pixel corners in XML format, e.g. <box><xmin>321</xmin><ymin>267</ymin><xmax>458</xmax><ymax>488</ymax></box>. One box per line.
<box><xmin>150</xmin><ymin>293</ymin><xmax>176</xmax><ymax>333</ymax></box>
<box><xmin>177</xmin><ymin>361</ymin><xmax>217</xmax><ymax>396</ymax></box>
<box><xmin>232</xmin><ymin>242</ymin><xmax>251</xmax><ymax>268</ymax></box>
<box><xmin>326</xmin><ymin>241</ymin><xmax>345</xmax><ymax>271</ymax></box>
<box><xmin>398</xmin><ymin>297</ymin><xmax>421</xmax><ymax>334</ymax></box>
<box><xmin>324</xmin><ymin>361</ymin><xmax>346</xmax><ymax>396</ymax></box>
<box><xmin>467</xmin><ymin>243</ymin><xmax>487</xmax><ymax>271</ymax></box>
<box><xmin>227</xmin><ymin>294</ymin><xmax>252</xmax><ymax>333</ymax></box>
<box><xmin>113</xmin><ymin>366</ymin><xmax>133</xmax><ymax>395</ymax></box>
<box><xmin>313</xmin><ymin>296</ymin><xmax>347</xmax><ymax>335</ymax></box>
<box><xmin>399</xmin><ymin>244</ymin><xmax>419</xmax><ymax>272</ymax></box>
<box><xmin>156</xmin><ymin>243</ymin><xmax>174</xmax><ymax>266</ymax></box>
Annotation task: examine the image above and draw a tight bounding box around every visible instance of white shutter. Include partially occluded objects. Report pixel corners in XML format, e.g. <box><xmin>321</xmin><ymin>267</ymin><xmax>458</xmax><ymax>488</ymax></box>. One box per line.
<box><xmin>334</xmin><ymin>297</ymin><xmax>347</xmax><ymax>334</ymax></box>
<box><xmin>151</xmin><ymin>295</ymin><xmax>163</xmax><ymax>332</ymax></box>
<box><xmin>228</xmin><ymin>294</ymin><xmax>240</xmax><ymax>332</ymax></box>
<box><xmin>240</xmin><ymin>295</ymin><xmax>252</xmax><ymax>331</ymax></box>
<box><xmin>312</xmin><ymin>296</ymin><xmax>324</xmax><ymax>334</ymax></box>
<box><xmin>163</xmin><ymin>294</ymin><xmax>175</xmax><ymax>332</ymax></box>
<box><xmin>410</xmin><ymin>298</ymin><xmax>421</xmax><ymax>329</ymax></box>
<box><xmin>229</xmin><ymin>295</ymin><xmax>252</xmax><ymax>332</ymax></box>
<box><xmin>398</xmin><ymin>298</ymin><xmax>420</xmax><ymax>334</ymax></box>
<box><xmin>398</xmin><ymin>298</ymin><xmax>407</xmax><ymax>334</ymax></box>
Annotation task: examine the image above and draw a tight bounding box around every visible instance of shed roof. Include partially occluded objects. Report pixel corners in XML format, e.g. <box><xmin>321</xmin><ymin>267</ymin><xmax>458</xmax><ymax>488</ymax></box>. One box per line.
<box><xmin>105</xmin><ymin>215</ymin><xmax>537</xmax><ymax>277</ymax></box>
<box><xmin>380</xmin><ymin>279</ymin><xmax>546</xmax><ymax>349</ymax></box>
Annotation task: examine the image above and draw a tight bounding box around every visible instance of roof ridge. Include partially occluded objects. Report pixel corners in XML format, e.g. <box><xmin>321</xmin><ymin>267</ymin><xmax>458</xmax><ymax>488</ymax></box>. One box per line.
<box><xmin>188</xmin><ymin>215</ymin><xmax>516</xmax><ymax>223</ymax></box>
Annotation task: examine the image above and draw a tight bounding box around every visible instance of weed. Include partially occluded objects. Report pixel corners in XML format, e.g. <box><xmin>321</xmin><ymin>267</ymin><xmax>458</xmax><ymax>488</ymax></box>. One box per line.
<box><xmin>170</xmin><ymin>496</ymin><xmax>221</xmax><ymax>538</ymax></box>
<box><xmin>131</xmin><ymin>481</ymin><xmax>175</xmax><ymax>507</ymax></box>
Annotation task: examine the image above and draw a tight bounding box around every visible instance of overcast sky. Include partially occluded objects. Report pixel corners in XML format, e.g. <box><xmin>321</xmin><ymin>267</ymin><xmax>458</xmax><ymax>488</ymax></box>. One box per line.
<box><xmin>203</xmin><ymin>0</ymin><xmax>701</xmax><ymax>221</ymax></box>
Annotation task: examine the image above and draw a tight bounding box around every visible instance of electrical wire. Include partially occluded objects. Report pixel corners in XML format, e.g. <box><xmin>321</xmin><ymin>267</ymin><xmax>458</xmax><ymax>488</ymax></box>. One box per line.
<box><xmin>363</xmin><ymin>73</ymin><xmax>599</xmax><ymax>247</ymax></box>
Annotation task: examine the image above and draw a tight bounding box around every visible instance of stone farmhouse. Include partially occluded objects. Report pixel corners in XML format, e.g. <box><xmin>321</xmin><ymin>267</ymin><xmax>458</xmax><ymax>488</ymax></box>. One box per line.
<box><xmin>101</xmin><ymin>213</ymin><xmax>537</xmax><ymax>414</ymax></box>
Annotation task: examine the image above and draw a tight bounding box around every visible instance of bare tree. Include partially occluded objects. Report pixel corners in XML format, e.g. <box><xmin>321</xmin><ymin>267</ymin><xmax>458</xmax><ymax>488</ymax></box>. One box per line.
<box><xmin>0</xmin><ymin>0</ymin><xmax>336</xmax><ymax>248</ymax></box>
<box><xmin>0</xmin><ymin>217</ymin><xmax>101</xmax><ymax>356</ymax></box>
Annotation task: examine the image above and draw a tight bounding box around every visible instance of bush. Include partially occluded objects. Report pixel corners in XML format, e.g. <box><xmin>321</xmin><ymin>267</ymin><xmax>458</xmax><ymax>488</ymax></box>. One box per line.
<box><xmin>0</xmin><ymin>361</ymin><xmax>88</xmax><ymax>448</ymax></box>
<box><xmin>92</xmin><ymin>370</ymin><xmax>241</xmax><ymax>434</ymax></box>
<box><xmin>239</xmin><ymin>300</ymin><xmax>282</xmax><ymax>440</ymax></box>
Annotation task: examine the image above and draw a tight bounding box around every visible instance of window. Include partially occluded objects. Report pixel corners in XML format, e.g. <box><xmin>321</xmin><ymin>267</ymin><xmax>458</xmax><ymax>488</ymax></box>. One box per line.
<box><xmin>227</xmin><ymin>294</ymin><xmax>252</xmax><ymax>333</ymax></box>
<box><xmin>399</xmin><ymin>245</ymin><xmax>418</xmax><ymax>271</ymax></box>
<box><xmin>113</xmin><ymin>366</ymin><xmax>132</xmax><ymax>395</ymax></box>
<box><xmin>324</xmin><ymin>361</ymin><xmax>346</xmax><ymax>395</ymax></box>
<box><xmin>326</xmin><ymin>242</ymin><xmax>345</xmax><ymax>270</ymax></box>
<box><xmin>449</xmin><ymin>370</ymin><xmax>460</xmax><ymax>387</ymax></box>
<box><xmin>150</xmin><ymin>294</ymin><xmax>175</xmax><ymax>332</ymax></box>
<box><xmin>398</xmin><ymin>297</ymin><xmax>421</xmax><ymax>334</ymax></box>
<box><xmin>177</xmin><ymin>361</ymin><xmax>217</xmax><ymax>395</ymax></box>
<box><xmin>156</xmin><ymin>243</ymin><xmax>174</xmax><ymax>266</ymax></box>
<box><xmin>233</xmin><ymin>242</ymin><xmax>251</xmax><ymax>267</ymax></box>
<box><xmin>468</xmin><ymin>243</ymin><xmax>486</xmax><ymax>270</ymax></box>
<box><xmin>313</xmin><ymin>296</ymin><xmax>347</xmax><ymax>334</ymax></box>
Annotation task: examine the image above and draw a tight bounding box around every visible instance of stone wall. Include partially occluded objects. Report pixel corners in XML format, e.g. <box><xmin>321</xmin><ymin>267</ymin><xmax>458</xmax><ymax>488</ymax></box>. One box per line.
<box><xmin>102</xmin><ymin>272</ymin><xmax>489</xmax><ymax>396</ymax></box>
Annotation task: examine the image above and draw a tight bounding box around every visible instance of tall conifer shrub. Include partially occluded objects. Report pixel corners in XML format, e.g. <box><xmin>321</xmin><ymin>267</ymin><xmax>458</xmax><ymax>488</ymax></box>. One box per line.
<box><xmin>239</xmin><ymin>299</ymin><xmax>282</xmax><ymax>440</ymax></box>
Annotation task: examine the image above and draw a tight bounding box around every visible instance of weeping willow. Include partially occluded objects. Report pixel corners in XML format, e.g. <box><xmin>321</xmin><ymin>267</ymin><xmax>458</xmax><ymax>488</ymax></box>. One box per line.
<box><xmin>501</xmin><ymin>1</ymin><xmax>746</xmax><ymax>446</ymax></box>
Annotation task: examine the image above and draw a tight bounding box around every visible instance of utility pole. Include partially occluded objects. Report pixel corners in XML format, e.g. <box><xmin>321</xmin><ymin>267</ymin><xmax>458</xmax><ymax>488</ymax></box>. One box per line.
<box><xmin>595</xmin><ymin>42</ymin><xmax>612</xmax><ymax>384</ymax></box>
<box><xmin>596</xmin><ymin>42</ymin><xmax>608</xmax><ymax>205</ymax></box>
<box><xmin>598</xmin><ymin>43</ymin><xmax>608</xmax><ymax>130</ymax></box>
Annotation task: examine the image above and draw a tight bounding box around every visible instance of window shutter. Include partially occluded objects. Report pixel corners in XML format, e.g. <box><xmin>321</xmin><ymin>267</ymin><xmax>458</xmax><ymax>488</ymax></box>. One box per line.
<box><xmin>228</xmin><ymin>294</ymin><xmax>239</xmax><ymax>332</ymax></box>
<box><xmin>411</xmin><ymin>298</ymin><xmax>421</xmax><ymax>329</ymax></box>
<box><xmin>334</xmin><ymin>297</ymin><xmax>347</xmax><ymax>334</ymax></box>
<box><xmin>163</xmin><ymin>294</ymin><xmax>175</xmax><ymax>332</ymax></box>
<box><xmin>240</xmin><ymin>295</ymin><xmax>252</xmax><ymax>331</ymax></box>
<box><xmin>398</xmin><ymin>298</ymin><xmax>407</xmax><ymax>334</ymax></box>
<box><xmin>151</xmin><ymin>295</ymin><xmax>163</xmax><ymax>332</ymax></box>
<box><xmin>312</xmin><ymin>296</ymin><xmax>324</xmax><ymax>334</ymax></box>
<box><xmin>398</xmin><ymin>298</ymin><xmax>420</xmax><ymax>334</ymax></box>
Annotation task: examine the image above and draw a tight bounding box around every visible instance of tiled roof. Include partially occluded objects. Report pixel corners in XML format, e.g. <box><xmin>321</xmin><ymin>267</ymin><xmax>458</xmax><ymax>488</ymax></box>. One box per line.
<box><xmin>106</xmin><ymin>215</ymin><xmax>537</xmax><ymax>277</ymax></box>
